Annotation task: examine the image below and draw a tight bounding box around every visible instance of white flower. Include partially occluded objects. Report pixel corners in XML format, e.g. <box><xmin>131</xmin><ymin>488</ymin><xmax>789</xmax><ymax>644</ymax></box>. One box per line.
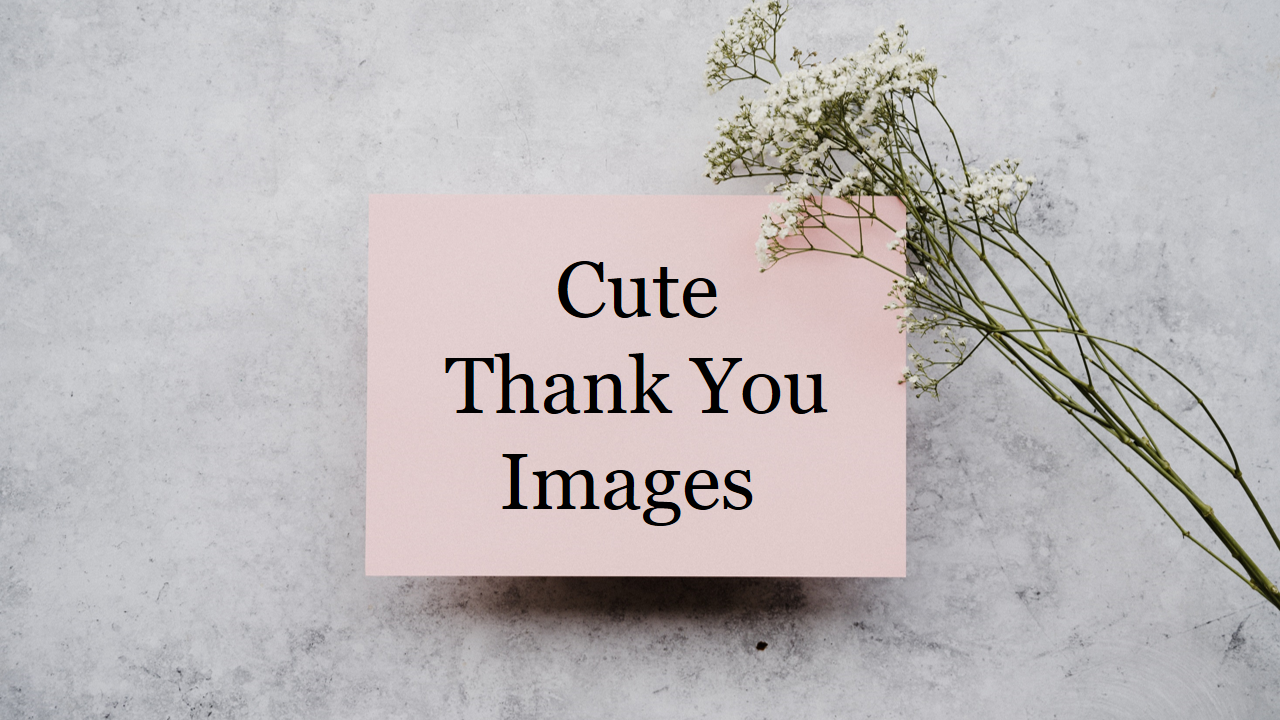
<box><xmin>755</xmin><ymin>233</ymin><xmax>777</xmax><ymax>268</ymax></box>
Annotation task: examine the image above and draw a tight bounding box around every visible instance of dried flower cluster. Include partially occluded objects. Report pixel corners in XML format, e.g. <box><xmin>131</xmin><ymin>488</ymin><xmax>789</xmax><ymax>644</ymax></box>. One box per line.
<box><xmin>704</xmin><ymin>1</ymin><xmax>1280</xmax><ymax>611</ymax></box>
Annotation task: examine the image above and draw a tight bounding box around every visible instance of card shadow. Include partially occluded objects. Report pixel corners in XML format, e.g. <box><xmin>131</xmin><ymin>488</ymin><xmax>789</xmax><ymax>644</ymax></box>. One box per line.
<box><xmin>386</xmin><ymin>575</ymin><xmax>892</xmax><ymax>620</ymax></box>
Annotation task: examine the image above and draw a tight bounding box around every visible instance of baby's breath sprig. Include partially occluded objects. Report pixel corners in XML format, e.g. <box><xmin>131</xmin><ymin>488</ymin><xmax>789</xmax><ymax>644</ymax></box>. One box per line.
<box><xmin>705</xmin><ymin>4</ymin><xmax>1280</xmax><ymax>611</ymax></box>
<box><xmin>705</xmin><ymin>1</ymin><xmax>789</xmax><ymax>91</ymax></box>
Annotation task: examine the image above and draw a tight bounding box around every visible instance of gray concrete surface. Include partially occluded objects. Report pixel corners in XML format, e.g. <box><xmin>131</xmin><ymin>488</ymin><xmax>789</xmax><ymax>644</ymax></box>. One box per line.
<box><xmin>4</xmin><ymin>0</ymin><xmax>1280</xmax><ymax>717</ymax></box>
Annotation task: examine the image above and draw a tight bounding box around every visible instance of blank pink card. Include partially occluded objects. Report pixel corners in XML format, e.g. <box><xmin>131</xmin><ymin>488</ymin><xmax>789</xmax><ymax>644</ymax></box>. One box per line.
<box><xmin>367</xmin><ymin>195</ymin><xmax>905</xmax><ymax>576</ymax></box>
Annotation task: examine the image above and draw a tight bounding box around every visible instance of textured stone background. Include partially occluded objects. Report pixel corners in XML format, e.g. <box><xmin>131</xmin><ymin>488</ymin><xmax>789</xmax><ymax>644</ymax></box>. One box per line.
<box><xmin>4</xmin><ymin>0</ymin><xmax>1280</xmax><ymax>717</ymax></box>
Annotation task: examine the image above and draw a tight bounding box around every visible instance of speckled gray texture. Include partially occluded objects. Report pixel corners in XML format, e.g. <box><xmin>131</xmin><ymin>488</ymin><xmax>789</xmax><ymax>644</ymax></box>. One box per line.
<box><xmin>4</xmin><ymin>0</ymin><xmax>1280</xmax><ymax>717</ymax></box>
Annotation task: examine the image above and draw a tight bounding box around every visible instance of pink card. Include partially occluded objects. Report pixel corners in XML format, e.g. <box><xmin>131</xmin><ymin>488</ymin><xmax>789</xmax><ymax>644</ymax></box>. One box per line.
<box><xmin>367</xmin><ymin>195</ymin><xmax>905</xmax><ymax>576</ymax></box>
